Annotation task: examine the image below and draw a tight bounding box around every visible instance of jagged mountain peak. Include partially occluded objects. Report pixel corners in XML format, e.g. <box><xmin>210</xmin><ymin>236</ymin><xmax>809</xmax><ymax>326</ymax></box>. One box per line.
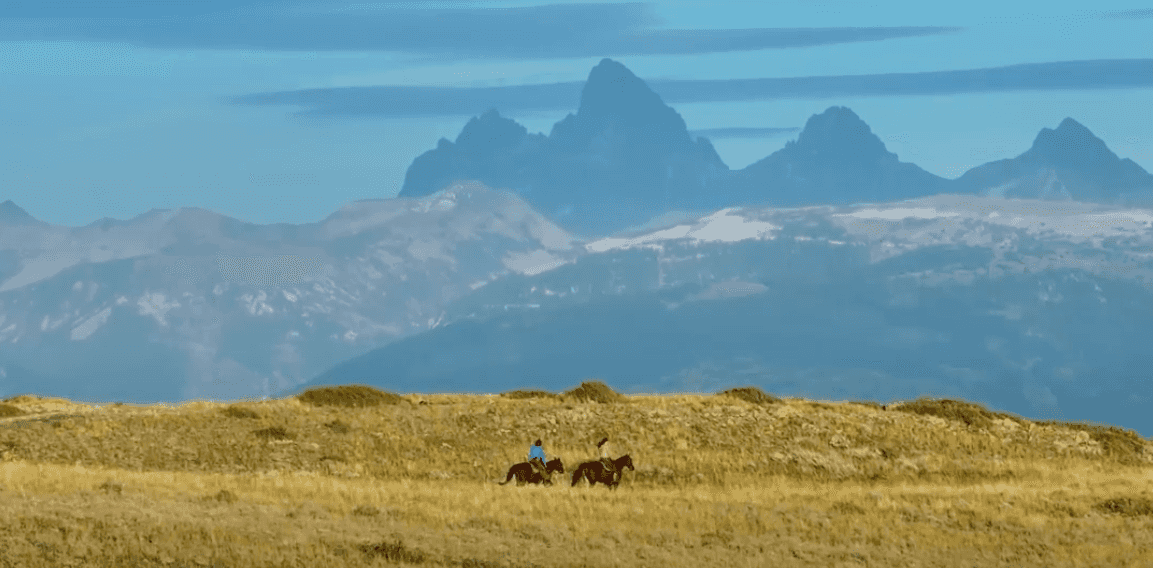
<box><xmin>1026</xmin><ymin>117</ymin><xmax>1119</xmax><ymax>168</ymax></box>
<box><xmin>786</xmin><ymin>106</ymin><xmax>894</xmax><ymax>164</ymax></box>
<box><xmin>454</xmin><ymin>108</ymin><xmax>531</xmax><ymax>151</ymax></box>
<box><xmin>577</xmin><ymin>59</ymin><xmax>667</xmax><ymax>119</ymax></box>
<box><xmin>551</xmin><ymin>58</ymin><xmax>690</xmax><ymax>146</ymax></box>
<box><xmin>954</xmin><ymin>117</ymin><xmax>1153</xmax><ymax>202</ymax></box>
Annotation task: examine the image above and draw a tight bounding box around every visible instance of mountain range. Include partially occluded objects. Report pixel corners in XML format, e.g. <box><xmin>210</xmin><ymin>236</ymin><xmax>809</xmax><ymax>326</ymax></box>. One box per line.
<box><xmin>0</xmin><ymin>186</ymin><xmax>577</xmax><ymax>402</ymax></box>
<box><xmin>302</xmin><ymin>195</ymin><xmax>1153</xmax><ymax>437</ymax></box>
<box><xmin>400</xmin><ymin>59</ymin><xmax>1153</xmax><ymax>235</ymax></box>
<box><xmin>3</xmin><ymin>58</ymin><xmax>1153</xmax><ymax>438</ymax></box>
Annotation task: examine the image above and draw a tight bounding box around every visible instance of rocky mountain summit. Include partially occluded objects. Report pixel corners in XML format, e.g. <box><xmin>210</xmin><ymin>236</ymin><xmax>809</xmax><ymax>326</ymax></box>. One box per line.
<box><xmin>728</xmin><ymin>106</ymin><xmax>953</xmax><ymax>206</ymax></box>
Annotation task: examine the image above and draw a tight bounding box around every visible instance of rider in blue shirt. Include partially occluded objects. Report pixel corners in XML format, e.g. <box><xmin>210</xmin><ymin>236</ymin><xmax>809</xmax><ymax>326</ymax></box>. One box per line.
<box><xmin>528</xmin><ymin>439</ymin><xmax>547</xmax><ymax>478</ymax></box>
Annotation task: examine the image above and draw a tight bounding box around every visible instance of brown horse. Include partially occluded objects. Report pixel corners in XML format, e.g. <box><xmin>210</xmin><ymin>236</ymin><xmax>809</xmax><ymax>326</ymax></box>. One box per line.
<box><xmin>571</xmin><ymin>455</ymin><xmax>634</xmax><ymax>489</ymax></box>
<box><xmin>499</xmin><ymin>458</ymin><xmax>565</xmax><ymax>486</ymax></box>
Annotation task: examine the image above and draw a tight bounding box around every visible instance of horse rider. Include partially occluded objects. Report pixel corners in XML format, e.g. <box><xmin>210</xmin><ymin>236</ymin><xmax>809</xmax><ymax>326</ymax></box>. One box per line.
<box><xmin>528</xmin><ymin>438</ymin><xmax>547</xmax><ymax>478</ymax></box>
<box><xmin>597</xmin><ymin>436</ymin><xmax>617</xmax><ymax>481</ymax></box>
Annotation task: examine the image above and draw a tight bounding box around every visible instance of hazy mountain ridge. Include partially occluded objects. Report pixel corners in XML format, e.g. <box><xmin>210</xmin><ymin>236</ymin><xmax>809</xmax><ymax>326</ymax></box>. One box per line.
<box><xmin>303</xmin><ymin>195</ymin><xmax>1153</xmax><ymax>437</ymax></box>
<box><xmin>0</xmin><ymin>184</ymin><xmax>576</xmax><ymax>402</ymax></box>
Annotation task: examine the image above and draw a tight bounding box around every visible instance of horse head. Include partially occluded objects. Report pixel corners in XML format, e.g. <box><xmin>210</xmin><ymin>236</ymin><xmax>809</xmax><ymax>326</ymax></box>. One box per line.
<box><xmin>547</xmin><ymin>458</ymin><xmax>565</xmax><ymax>474</ymax></box>
<box><xmin>618</xmin><ymin>454</ymin><xmax>635</xmax><ymax>471</ymax></box>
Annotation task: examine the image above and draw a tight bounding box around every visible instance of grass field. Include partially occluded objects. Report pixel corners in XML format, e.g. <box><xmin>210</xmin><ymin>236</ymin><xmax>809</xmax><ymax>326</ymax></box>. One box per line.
<box><xmin>1</xmin><ymin>383</ymin><xmax>1151</xmax><ymax>567</ymax></box>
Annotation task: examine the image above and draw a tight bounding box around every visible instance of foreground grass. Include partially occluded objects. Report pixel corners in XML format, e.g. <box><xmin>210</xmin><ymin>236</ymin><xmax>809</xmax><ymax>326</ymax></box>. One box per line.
<box><xmin>1</xmin><ymin>387</ymin><xmax>1151</xmax><ymax>567</ymax></box>
<box><xmin>2</xmin><ymin>460</ymin><xmax>1152</xmax><ymax>567</ymax></box>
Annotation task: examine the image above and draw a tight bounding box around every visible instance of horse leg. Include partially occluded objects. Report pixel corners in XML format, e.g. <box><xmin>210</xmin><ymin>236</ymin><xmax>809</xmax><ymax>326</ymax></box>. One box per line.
<box><xmin>572</xmin><ymin>467</ymin><xmax>588</xmax><ymax>487</ymax></box>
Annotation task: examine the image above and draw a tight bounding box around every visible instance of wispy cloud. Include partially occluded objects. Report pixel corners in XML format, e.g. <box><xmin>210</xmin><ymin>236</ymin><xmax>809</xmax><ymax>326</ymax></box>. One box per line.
<box><xmin>233</xmin><ymin>82</ymin><xmax>586</xmax><ymax>118</ymax></box>
<box><xmin>232</xmin><ymin>59</ymin><xmax>1153</xmax><ymax>118</ymax></box>
<box><xmin>0</xmin><ymin>2</ymin><xmax>957</xmax><ymax>59</ymax></box>
<box><xmin>690</xmin><ymin>127</ymin><xmax>799</xmax><ymax>139</ymax></box>
<box><xmin>0</xmin><ymin>0</ymin><xmax>287</xmax><ymax>19</ymax></box>
<box><xmin>610</xmin><ymin>27</ymin><xmax>960</xmax><ymax>56</ymax></box>
<box><xmin>0</xmin><ymin>2</ymin><xmax>651</xmax><ymax>55</ymax></box>
<box><xmin>653</xmin><ymin>59</ymin><xmax>1153</xmax><ymax>101</ymax></box>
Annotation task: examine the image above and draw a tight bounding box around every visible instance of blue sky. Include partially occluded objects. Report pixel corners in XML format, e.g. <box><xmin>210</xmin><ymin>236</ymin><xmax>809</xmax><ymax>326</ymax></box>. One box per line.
<box><xmin>2</xmin><ymin>0</ymin><xmax>1152</xmax><ymax>227</ymax></box>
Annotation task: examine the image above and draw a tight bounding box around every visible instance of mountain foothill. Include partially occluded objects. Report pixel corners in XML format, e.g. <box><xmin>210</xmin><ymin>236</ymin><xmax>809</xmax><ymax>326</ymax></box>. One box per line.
<box><xmin>400</xmin><ymin>58</ymin><xmax>1153</xmax><ymax>235</ymax></box>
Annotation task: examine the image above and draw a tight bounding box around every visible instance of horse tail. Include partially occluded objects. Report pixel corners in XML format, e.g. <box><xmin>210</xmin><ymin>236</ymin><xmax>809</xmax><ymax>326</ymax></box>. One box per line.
<box><xmin>498</xmin><ymin>467</ymin><xmax>515</xmax><ymax>485</ymax></box>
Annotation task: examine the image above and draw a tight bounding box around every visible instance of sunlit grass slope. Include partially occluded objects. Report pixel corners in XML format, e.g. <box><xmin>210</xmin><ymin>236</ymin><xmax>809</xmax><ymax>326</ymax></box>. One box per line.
<box><xmin>1</xmin><ymin>382</ymin><xmax>1151</xmax><ymax>567</ymax></box>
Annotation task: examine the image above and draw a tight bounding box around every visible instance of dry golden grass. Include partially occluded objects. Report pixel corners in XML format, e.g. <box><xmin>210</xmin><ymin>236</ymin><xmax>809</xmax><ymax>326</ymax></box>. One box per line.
<box><xmin>296</xmin><ymin>384</ymin><xmax>403</xmax><ymax>408</ymax></box>
<box><xmin>220</xmin><ymin>405</ymin><xmax>261</xmax><ymax>420</ymax></box>
<box><xmin>0</xmin><ymin>389</ymin><xmax>1151</xmax><ymax>567</ymax></box>
<box><xmin>889</xmin><ymin>397</ymin><xmax>1028</xmax><ymax>431</ymax></box>
<box><xmin>717</xmin><ymin>386</ymin><xmax>781</xmax><ymax>406</ymax></box>
<box><xmin>561</xmin><ymin>381</ymin><xmax>622</xmax><ymax>404</ymax></box>
<box><xmin>501</xmin><ymin>389</ymin><xmax>560</xmax><ymax>401</ymax></box>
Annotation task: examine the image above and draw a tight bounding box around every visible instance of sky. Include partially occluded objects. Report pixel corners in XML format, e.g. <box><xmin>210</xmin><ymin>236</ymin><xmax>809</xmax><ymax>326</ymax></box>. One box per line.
<box><xmin>2</xmin><ymin>0</ymin><xmax>1152</xmax><ymax>227</ymax></box>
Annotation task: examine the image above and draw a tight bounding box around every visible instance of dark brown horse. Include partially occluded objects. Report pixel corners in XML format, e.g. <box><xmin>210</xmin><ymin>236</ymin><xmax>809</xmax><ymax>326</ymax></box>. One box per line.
<box><xmin>499</xmin><ymin>458</ymin><xmax>565</xmax><ymax>486</ymax></box>
<box><xmin>571</xmin><ymin>455</ymin><xmax>634</xmax><ymax>489</ymax></box>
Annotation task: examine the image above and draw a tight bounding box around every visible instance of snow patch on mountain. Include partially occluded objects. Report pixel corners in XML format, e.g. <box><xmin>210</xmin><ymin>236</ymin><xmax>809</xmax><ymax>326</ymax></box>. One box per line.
<box><xmin>585</xmin><ymin>208</ymin><xmax>780</xmax><ymax>253</ymax></box>
<box><xmin>0</xmin><ymin>254</ymin><xmax>82</xmax><ymax>292</ymax></box>
<box><xmin>503</xmin><ymin>250</ymin><xmax>569</xmax><ymax>276</ymax></box>
<box><xmin>71</xmin><ymin>307</ymin><xmax>112</xmax><ymax>340</ymax></box>
<box><xmin>240</xmin><ymin>291</ymin><xmax>275</xmax><ymax>316</ymax></box>
<box><xmin>137</xmin><ymin>292</ymin><xmax>180</xmax><ymax>327</ymax></box>
<box><xmin>842</xmin><ymin>207</ymin><xmax>960</xmax><ymax>221</ymax></box>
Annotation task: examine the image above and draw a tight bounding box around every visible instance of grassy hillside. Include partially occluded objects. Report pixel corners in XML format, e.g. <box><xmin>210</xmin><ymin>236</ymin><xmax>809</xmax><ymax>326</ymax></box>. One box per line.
<box><xmin>1</xmin><ymin>383</ymin><xmax>1151</xmax><ymax>567</ymax></box>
